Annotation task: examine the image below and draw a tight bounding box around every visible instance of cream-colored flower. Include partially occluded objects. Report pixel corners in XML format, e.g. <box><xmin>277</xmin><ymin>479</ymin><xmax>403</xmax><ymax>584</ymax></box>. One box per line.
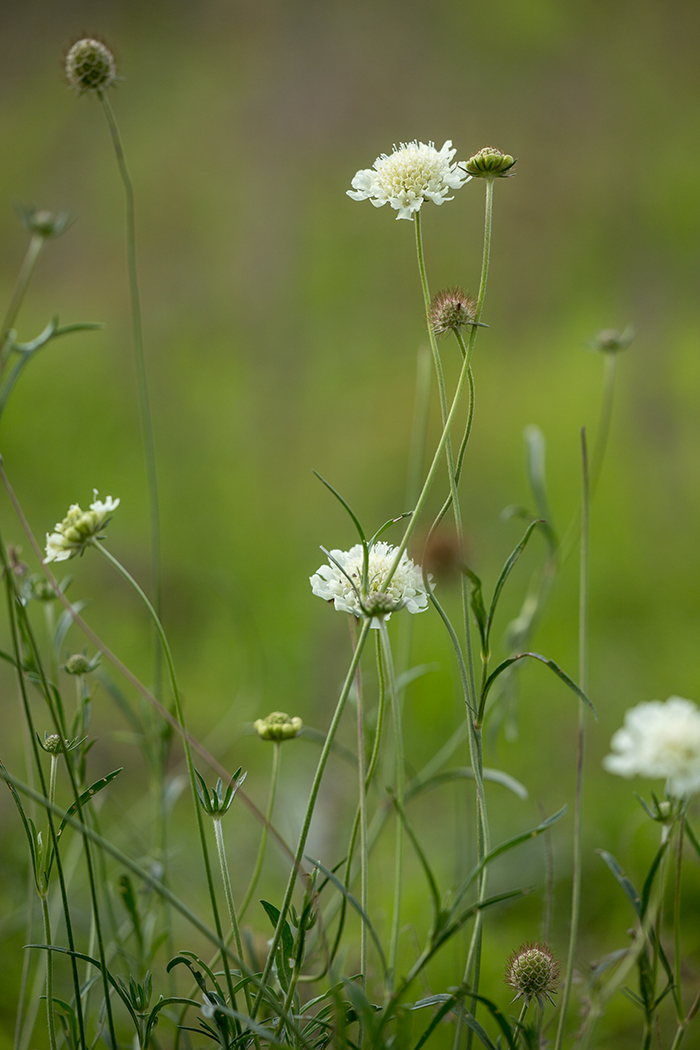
<box><xmin>45</xmin><ymin>491</ymin><xmax>119</xmax><ymax>563</ymax></box>
<box><xmin>310</xmin><ymin>541</ymin><xmax>429</xmax><ymax>627</ymax></box>
<box><xmin>347</xmin><ymin>140</ymin><xmax>468</xmax><ymax>220</ymax></box>
<box><xmin>603</xmin><ymin>697</ymin><xmax>700</xmax><ymax>797</ymax></box>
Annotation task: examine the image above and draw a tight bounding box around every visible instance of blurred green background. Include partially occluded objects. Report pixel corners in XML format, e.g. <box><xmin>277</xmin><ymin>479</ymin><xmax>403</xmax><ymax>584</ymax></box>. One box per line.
<box><xmin>1</xmin><ymin>0</ymin><xmax>699</xmax><ymax>1046</ymax></box>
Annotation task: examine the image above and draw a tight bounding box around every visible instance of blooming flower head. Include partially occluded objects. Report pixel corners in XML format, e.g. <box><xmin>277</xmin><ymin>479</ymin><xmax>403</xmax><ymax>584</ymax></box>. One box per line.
<box><xmin>505</xmin><ymin>942</ymin><xmax>559</xmax><ymax>1007</ymax></box>
<box><xmin>310</xmin><ymin>541</ymin><xmax>429</xmax><ymax>627</ymax></box>
<box><xmin>603</xmin><ymin>696</ymin><xmax>700</xmax><ymax>798</ymax></box>
<box><xmin>45</xmin><ymin>491</ymin><xmax>120</xmax><ymax>563</ymax></box>
<box><xmin>347</xmin><ymin>141</ymin><xmax>468</xmax><ymax>220</ymax></box>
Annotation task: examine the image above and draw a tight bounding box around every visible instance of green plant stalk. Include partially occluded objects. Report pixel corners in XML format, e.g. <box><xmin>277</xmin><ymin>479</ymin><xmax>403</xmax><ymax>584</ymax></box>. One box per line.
<box><xmin>92</xmin><ymin>540</ymin><xmax>238</xmax><ymax>1009</ymax></box>
<box><xmin>670</xmin><ymin>986</ymin><xmax>700</xmax><ymax>1050</ymax></box>
<box><xmin>240</xmin><ymin>741</ymin><xmax>282</xmax><ymax>920</ymax></box>
<box><xmin>0</xmin><ymin>542</ymin><xmax>87</xmax><ymax>1050</ymax></box>
<box><xmin>212</xmin><ymin>816</ymin><xmax>255</xmax><ymax>1029</ymax></box>
<box><xmin>356</xmin><ymin>656</ymin><xmax>369</xmax><ymax>992</ymax></box>
<box><xmin>39</xmin><ymin>894</ymin><xmax>58</xmax><ymax>1050</ymax></box>
<box><xmin>97</xmin><ymin>92</ymin><xmax>162</xmax><ymax>692</ymax></box>
<box><xmin>673</xmin><ymin>810</ymin><xmax>686</xmax><ymax>1021</ymax></box>
<box><xmin>0</xmin><ymin>232</ymin><xmax>44</xmax><ymax>377</ymax></box>
<box><xmin>380</xmin><ymin>618</ymin><xmax>405</xmax><ymax>990</ymax></box>
<box><xmin>554</xmin><ymin>428</ymin><xmax>590</xmax><ymax>1050</ymax></box>
<box><xmin>251</xmin><ymin>618</ymin><xmax>372</xmax><ymax>1018</ymax></box>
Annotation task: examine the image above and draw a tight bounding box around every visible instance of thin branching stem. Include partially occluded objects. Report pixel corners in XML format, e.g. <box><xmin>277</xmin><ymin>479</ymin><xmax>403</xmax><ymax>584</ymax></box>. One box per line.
<box><xmin>0</xmin><ymin>232</ymin><xmax>44</xmax><ymax>377</ymax></box>
<box><xmin>240</xmin><ymin>742</ymin><xmax>282</xmax><ymax>920</ymax></box>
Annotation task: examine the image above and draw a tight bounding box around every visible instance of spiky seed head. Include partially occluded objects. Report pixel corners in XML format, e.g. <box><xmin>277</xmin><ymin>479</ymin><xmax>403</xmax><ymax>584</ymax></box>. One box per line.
<box><xmin>43</xmin><ymin>734</ymin><xmax>62</xmax><ymax>754</ymax></box>
<box><xmin>429</xmin><ymin>287</ymin><xmax>477</xmax><ymax>336</ymax></box>
<box><xmin>65</xmin><ymin>38</ymin><xmax>116</xmax><ymax>94</ymax></box>
<box><xmin>254</xmin><ymin>711</ymin><xmax>303</xmax><ymax>742</ymax></box>
<box><xmin>505</xmin><ymin>942</ymin><xmax>560</xmax><ymax>1006</ymax></box>
<box><xmin>464</xmin><ymin>147</ymin><xmax>516</xmax><ymax>178</ymax></box>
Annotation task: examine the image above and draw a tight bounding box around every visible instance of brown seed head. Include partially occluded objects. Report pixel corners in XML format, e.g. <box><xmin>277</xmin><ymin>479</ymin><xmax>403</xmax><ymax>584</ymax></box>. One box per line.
<box><xmin>505</xmin><ymin>942</ymin><xmax>560</xmax><ymax>1006</ymax></box>
<box><xmin>429</xmin><ymin>287</ymin><xmax>477</xmax><ymax>336</ymax></box>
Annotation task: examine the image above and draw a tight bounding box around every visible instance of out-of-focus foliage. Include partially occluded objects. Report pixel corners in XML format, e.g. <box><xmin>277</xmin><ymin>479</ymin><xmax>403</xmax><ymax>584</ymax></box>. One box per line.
<box><xmin>0</xmin><ymin>1</ymin><xmax>699</xmax><ymax>1046</ymax></box>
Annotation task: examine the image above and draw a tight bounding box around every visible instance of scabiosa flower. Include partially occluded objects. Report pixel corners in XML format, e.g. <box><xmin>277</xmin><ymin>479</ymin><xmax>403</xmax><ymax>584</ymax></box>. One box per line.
<box><xmin>505</xmin><ymin>942</ymin><xmax>559</xmax><ymax>1007</ymax></box>
<box><xmin>464</xmin><ymin>147</ymin><xmax>516</xmax><ymax>178</ymax></box>
<box><xmin>603</xmin><ymin>697</ymin><xmax>700</xmax><ymax>798</ymax></box>
<box><xmin>65</xmin><ymin>38</ymin><xmax>117</xmax><ymax>94</ymax></box>
<box><xmin>310</xmin><ymin>542</ymin><xmax>429</xmax><ymax>626</ymax></box>
<box><xmin>347</xmin><ymin>141</ymin><xmax>468</xmax><ymax>220</ymax></box>
<box><xmin>429</xmin><ymin>287</ymin><xmax>478</xmax><ymax>336</ymax></box>
<box><xmin>44</xmin><ymin>491</ymin><xmax>119</xmax><ymax>563</ymax></box>
<box><xmin>254</xmin><ymin>711</ymin><xmax>303</xmax><ymax>742</ymax></box>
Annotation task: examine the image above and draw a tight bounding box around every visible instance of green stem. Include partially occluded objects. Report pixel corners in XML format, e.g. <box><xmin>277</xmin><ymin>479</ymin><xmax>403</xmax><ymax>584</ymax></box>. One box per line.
<box><xmin>357</xmin><ymin>654</ymin><xmax>369</xmax><ymax>992</ymax></box>
<box><xmin>240</xmin><ymin>742</ymin><xmax>282</xmax><ymax>920</ymax></box>
<box><xmin>98</xmin><ymin>91</ymin><xmax>162</xmax><ymax>698</ymax></box>
<box><xmin>92</xmin><ymin>540</ymin><xmax>238</xmax><ymax>1008</ymax></box>
<box><xmin>673</xmin><ymin>812</ymin><xmax>685</xmax><ymax>1020</ymax></box>
<box><xmin>39</xmin><ymin>895</ymin><xmax>58</xmax><ymax>1050</ymax></box>
<box><xmin>213</xmin><ymin>815</ymin><xmax>257</xmax><ymax>1035</ymax></box>
<box><xmin>554</xmin><ymin>428</ymin><xmax>590</xmax><ymax>1050</ymax></box>
<box><xmin>251</xmin><ymin>618</ymin><xmax>371</xmax><ymax>1018</ymax></box>
<box><xmin>380</xmin><ymin>619</ymin><xmax>404</xmax><ymax>989</ymax></box>
<box><xmin>0</xmin><ymin>233</ymin><xmax>44</xmax><ymax>378</ymax></box>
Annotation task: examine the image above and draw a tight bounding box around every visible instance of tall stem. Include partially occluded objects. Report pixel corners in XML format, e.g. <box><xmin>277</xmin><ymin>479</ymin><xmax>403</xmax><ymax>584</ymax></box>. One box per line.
<box><xmin>98</xmin><ymin>92</ymin><xmax>161</xmax><ymax>695</ymax></box>
<box><xmin>380</xmin><ymin>619</ymin><xmax>404</xmax><ymax>988</ymax></box>
<box><xmin>252</xmin><ymin>618</ymin><xmax>371</xmax><ymax>1018</ymax></box>
<box><xmin>92</xmin><ymin>540</ymin><xmax>238</xmax><ymax>1008</ymax></box>
<box><xmin>0</xmin><ymin>233</ymin><xmax>44</xmax><ymax>377</ymax></box>
<box><xmin>213</xmin><ymin>817</ymin><xmax>252</xmax><ymax>1019</ymax></box>
<box><xmin>555</xmin><ymin>428</ymin><xmax>590</xmax><ymax>1050</ymax></box>
<box><xmin>673</xmin><ymin>811</ymin><xmax>685</xmax><ymax>1020</ymax></box>
<box><xmin>356</xmin><ymin>655</ymin><xmax>369</xmax><ymax>991</ymax></box>
<box><xmin>39</xmin><ymin>895</ymin><xmax>57</xmax><ymax>1050</ymax></box>
<box><xmin>240</xmin><ymin>742</ymin><xmax>282</xmax><ymax>919</ymax></box>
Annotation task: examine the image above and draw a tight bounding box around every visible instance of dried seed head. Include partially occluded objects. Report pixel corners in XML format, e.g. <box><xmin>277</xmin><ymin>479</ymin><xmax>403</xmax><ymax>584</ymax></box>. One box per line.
<box><xmin>255</xmin><ymin>711</ymin><xmax>303</xmax><ymax>742</ymax></box>
<box><xmin>464</xmin><ymin>147</ymin><xmax>516</xmax><ymax>178</ymax></box>
<box><xmin>429</xmin><ymin>287</ymin><xmax>477</xmax><ymax>336</ymax></box>
<box><xmin>505</xmin><ymin>942</ymin><xmax>560</xmax><ymax>1006</ymax></box>
<box><xmin>65</xmin><ymin>38</ymin><xmax>116</xmax><ymax>94</ymax></box>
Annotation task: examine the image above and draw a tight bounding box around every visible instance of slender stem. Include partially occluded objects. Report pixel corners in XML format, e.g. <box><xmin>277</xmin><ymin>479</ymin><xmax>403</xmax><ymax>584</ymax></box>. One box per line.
<box><xmin>555</xmin><ymin>428</ymin><xmax>590</xmax><ymax>1050</ymax></box>
<box><xmin>39</xmin><ymin>894</ymin><xmax>58</xmax><ymax>1050</ymax></box>
<box><xmin>356</xmin><ymin>654</ymin><xmax>369</xmax><ymax>991</ymax></box>
<box><xmin>0</xmin><ymin>233</ymin><xmax>44</xmax><ymax>377</ymax></box>
<box><xmin>240</xmin><ymin>742</ymin><xmax>282</xmax><ymax>919</ymax></box>
<box><xmin>252</xmin><ymin>618</ymin><xmax>371</xmax><ymax>1018</ymax></box>
<box><xmin>92</xmin><ymin>540</ymin><xmax>238</xmax><ymax>1008</ymax></box>
<box><xmin>673</xmin><ymin>812</ymin><xmax>685</xmax><ymax>1020</ymax></box>
<box><xmin>213</xmin><ymin>817</ymin><xmax>252</xmax><ymax>1024</ymax></box>
<box><xmin>379</xmin><ymin>619</ymin><xmax>404</xmax><ymax>989</ymax></box>
<box><xmin>97</xmin><ymin>91</ymin><xmax>162</xmax><ymax>697</ymax></box>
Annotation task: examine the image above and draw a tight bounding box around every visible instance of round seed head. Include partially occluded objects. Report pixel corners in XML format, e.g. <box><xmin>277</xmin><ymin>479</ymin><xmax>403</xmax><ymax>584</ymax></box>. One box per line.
<box><xmin>465</xmin><ymin>147</ymin><xmax>516</xmax><ymax>178</ymax></box>
<box><xmin>65</xmin><ymin>38</ymin><xmax>116</xmax><ymax>94</ymax></box>
<box><xmin>429</xmin><ymin>287</ymin><xmax>477</xmax><ymax>336</ymax></box>
<box><xmin>505</xmin><ymin>942</ymin><xmax>560</xmax><ymax>1006</ymax></box>
<box><xmin>255</xmin><ymin>711</ymin><xmax>303</xmax><ymax>742</ymax></box>
<box><xmin>44</xmin><ymin>734</ymin><xmax>62</xmax><ymax>754</ymax></box>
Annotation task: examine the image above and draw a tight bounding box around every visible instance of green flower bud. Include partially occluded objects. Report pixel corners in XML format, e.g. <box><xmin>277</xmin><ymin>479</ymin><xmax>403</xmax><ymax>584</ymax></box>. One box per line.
<box><xmin>64</xmin><ymin>653</ymin><xmax>99</xmax><ymax>676</ymax></box>
<box><xmin>16</xmin><ymin>205</ymin><xmax>71</xmax><ymax>239</ymax></box>
<box><xmin>464</xmin><ymin>147</ymin><xmax>516</xmax><ymax>178</ymax></box>
<box><xmin>43</xmin><ymin>734</ymin><xmax>62</xmax><ymax>754</ymax></box>
<box><xmin>505</xmin><ymin>942</ymin><xmax>560</xmax><ymax>1007</ymax></box>
<box><xmin>254</xmin><ymin>711</ymin><xmax>303</xmax><ymax>742</ymax></box>
<box><xmin>65</xmin><ymin>38</ymin><xmax>117</xmax><ymax>94</ymax></box>
<box><xmin>361</xmin><ymin>592</ymin><xmax>403</xmax><ymax>618</ymax></box>
<box><xmin>589</xmin><ymin>326</ymin><xmax>635</xmax><ymax>353</ymax></box>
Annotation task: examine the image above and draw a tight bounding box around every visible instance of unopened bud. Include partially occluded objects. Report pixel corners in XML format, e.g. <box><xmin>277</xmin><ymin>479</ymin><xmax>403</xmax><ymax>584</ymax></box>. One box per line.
<box><xmin>254</xmin><ymin>711</ymin><xmax>303</xmax><ymax>742</ymax></box>
<box><xmin>464</xmin><ymin>147</ymin><xmax>516</xmax><ymax>178</ymax></box>
<box><xmin>65</xmin><ymin>38</ymin><xmax>117</xmax><ymax>94</ymax></box>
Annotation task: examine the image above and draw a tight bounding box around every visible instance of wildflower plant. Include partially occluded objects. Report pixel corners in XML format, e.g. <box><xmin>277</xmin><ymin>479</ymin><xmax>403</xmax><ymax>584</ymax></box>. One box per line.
<box><xmin>0</xmin><ymin>33</ymin><xmax>699</xmax><ymax>1050</ymax></box>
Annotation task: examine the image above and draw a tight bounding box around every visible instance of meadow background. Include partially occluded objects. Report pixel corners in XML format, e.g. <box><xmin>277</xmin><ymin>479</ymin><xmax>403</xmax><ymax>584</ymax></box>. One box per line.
<box><xmin>0</xmin><ymin>0</ymin><xmax>699</xmax><ymax>1046</ymax></box>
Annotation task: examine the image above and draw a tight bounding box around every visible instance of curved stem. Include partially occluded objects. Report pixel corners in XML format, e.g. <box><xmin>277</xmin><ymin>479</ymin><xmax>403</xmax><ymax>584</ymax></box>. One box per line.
<box><xmin>0</xmin><ymin>233</ymin><xmax>44</xmax><ymax>377</ymax></box>
<box><xmin>240</xmin><ymin>742</ymin><xmax>282</xmax><ymax>920</ymax></box>
<box><xmin>92</xmin><ymin>540</ymin><xmax>238</xmax><ymax>1008</ymax></box>
<box><xmin>98</xmin><ymin>91</ymin><xmax>161</xmax><ymax>697</ymax></box>
<box><xmin>252</xmin><ymin>618</ymin><xmax>371</xmax><ymax>1018</ymax></box>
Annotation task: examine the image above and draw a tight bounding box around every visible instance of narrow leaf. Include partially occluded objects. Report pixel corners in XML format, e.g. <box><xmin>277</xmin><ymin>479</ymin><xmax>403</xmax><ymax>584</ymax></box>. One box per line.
<box><xmin>307</xmin><ymin>859</ymin><xmax>387</xmax><ymax>978</ymax></box>
<box><xmin>482</xmin><ymin>652</ymin><xmax>596</xmax><ymax>715</ymax></box>
<box><xmin>597</xmin><ymin>850</ymin><xmax>641</xmax><ymax>916</ymax></box>
<box><xmin>486</xmin><ymin>519</ymin><xmax>543</xmax><ymax>639</ymax></box>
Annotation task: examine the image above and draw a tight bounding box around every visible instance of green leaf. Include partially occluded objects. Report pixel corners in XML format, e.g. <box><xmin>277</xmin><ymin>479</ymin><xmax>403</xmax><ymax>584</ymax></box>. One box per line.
<box><xmin>463</xmin><ymin>568</ymin><xmax>488</xmax><ymax>658</ymax></box>
<box><xmin>481</xmin><ymin>652</ymin><xmax>596</xmax><ymax>716</ymax></box>
<box><xmin>684</xmin><ymin>820</ymin><xmax>700</xmax><ymax>864</ymax></box>
<box><xmin>486</xmin><ymin>519</ymin><xmax>543</xmax><ymax>639</ymax></box>
<box><xmin>388</xmin><ymin>792</ymin><xmax>441</xmax><ymax>929</ymax></box>
<box><xmin>260</xmin><ymin>899</ymin><xmax>295</xmax><ymax>992</ymax></box>
<box><xmin>313</xmin><ymin>471</ymin><xmax>366</xmax><ymax>546</ymax></box>
<box><xmin>406</xmin><ymin>766</ymin><xmax>528</xmax><ymax>803</ymax></box>
<box><xmin>54</xmin><ymin>768</ymin><xmax>123</xmax><ymax>845</ymax></box>
<box><xmin>597</xmin><ymin>850</ymin><xmax>641</xmax><ymax>916</ymax></box>
<box><xmin>368</xmin><ymin>512</ymin><xmax>412</xmax><ymax>549</ymax></box>
<box><xmin>117</xmin><ymin>874</ymin><xmax>143</xmax><ymax>954</ymax></box>
<box><xmin>524</xmin><ymin>425</ymin><xmax>557</xmax><ymax>552</ymax></box>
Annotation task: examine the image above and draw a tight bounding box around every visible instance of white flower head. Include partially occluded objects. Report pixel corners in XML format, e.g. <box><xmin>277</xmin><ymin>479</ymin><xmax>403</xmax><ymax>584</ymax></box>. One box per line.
<box><xmin>310</xmin><ymin>541</ymin><xmax>429</xmax><ymax>627</ymax></box>
<box><xmin>347</xmin><ymin>140</ymin><xmax>469</xmax><ymax>220</ymax></box>
<box><xmin>603</xmin><ymin>696</ymin><xmax>700</xmax><ymax>798</ymax></box>
<box><xmin>45</xmin><ymin>490</ymin><xmax>120</xmax><ymax>564</ymax></box>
